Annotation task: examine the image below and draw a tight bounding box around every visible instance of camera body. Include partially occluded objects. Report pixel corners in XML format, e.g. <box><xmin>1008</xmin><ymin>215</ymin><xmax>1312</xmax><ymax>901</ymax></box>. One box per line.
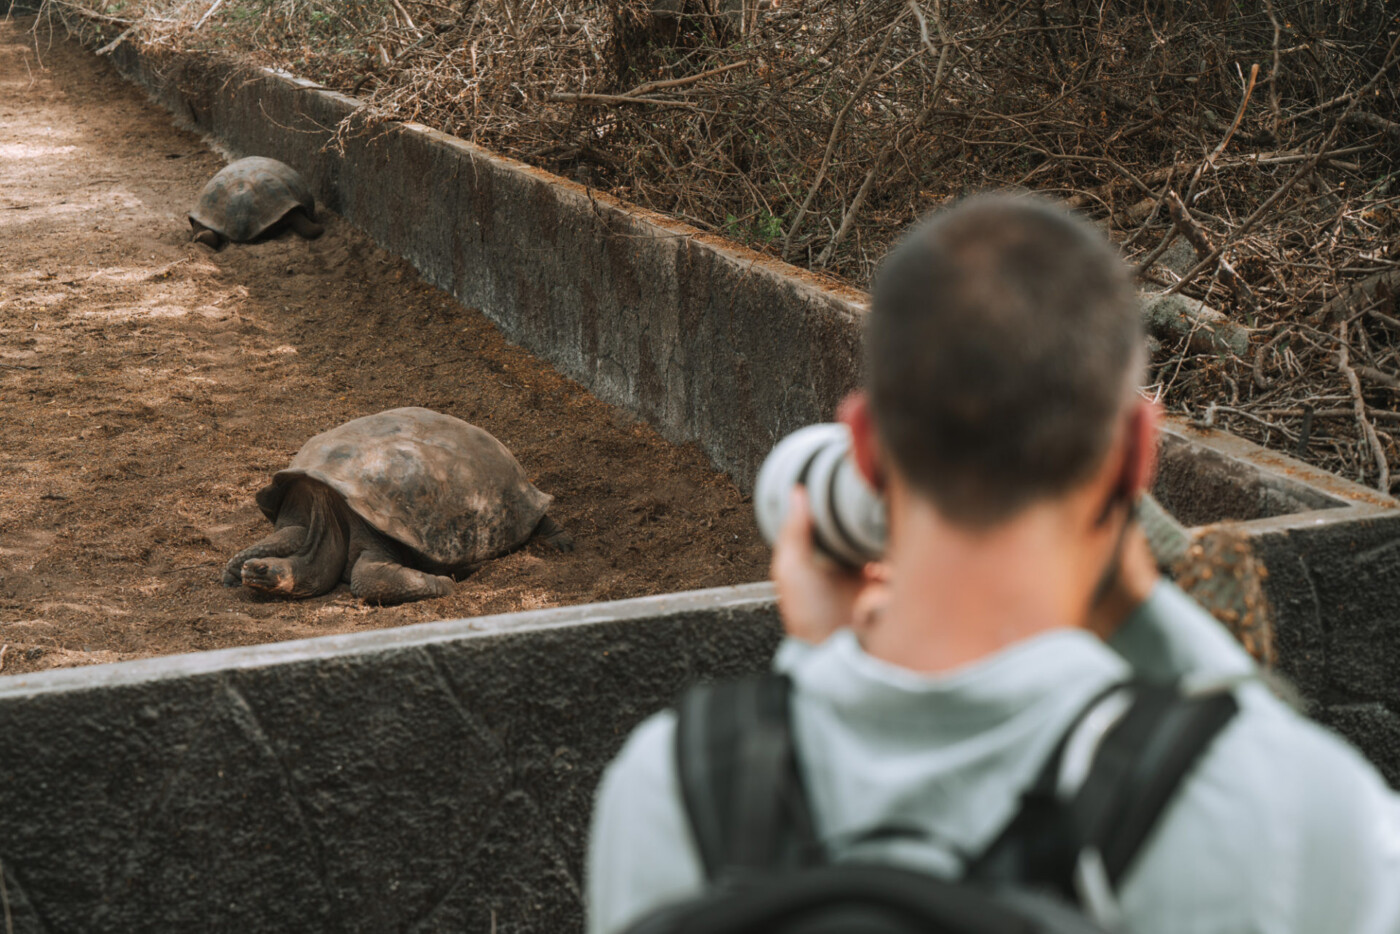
<box><xmin>754</xmin><ymin>423</ymin><xmax>887</xmax><ymax>567</ymax></box>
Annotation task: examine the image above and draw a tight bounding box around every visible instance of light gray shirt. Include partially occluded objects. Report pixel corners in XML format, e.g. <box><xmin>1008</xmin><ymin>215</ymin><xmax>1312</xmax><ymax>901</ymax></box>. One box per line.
<box><xmin>587</xmin><ymin>582</ymin><xmax>1400</xmax><ymax>933</ymax></box>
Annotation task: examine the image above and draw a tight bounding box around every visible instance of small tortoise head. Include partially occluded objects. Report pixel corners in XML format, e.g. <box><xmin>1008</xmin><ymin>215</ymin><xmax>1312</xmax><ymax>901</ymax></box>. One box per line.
<box><xmin>239</xmin><ymin>557</ymin><xmax>298</xmax><ymax>596</ymax></box>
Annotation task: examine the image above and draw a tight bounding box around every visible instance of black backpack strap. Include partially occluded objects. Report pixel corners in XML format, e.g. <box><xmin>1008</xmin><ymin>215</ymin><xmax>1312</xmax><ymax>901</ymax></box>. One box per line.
<box><xmin>675</xmin><ymin>674</ymin><xmax>820</xmax><ymax>882</ymax></box>
<box><xmin>1087</xmin><ymin>684</ymin><xmax>1239</xmax><ymax>886</ymax></box>
<box><xmin>970</xmin><ymin>680</ymin><xmax>1239</xmax><ymax>910</ymax></box>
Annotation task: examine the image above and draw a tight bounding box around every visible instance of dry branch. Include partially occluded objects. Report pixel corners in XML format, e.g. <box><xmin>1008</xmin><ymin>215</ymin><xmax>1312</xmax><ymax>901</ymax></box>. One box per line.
<box><xmin>1344</xmin><ymin>111</ymin><xmax>1400</xmax><ymax>141</ymax></box>
<box><xmin>1141</xmin><ymin>293</ymin><xmax>1251</xmax><ymax>358</ymax></box>
<box><xmin>1338</xmin><ymin>322</ymin><xmax>1391</xmax><ymax>492</ymax></box>
<box><xmin>623</xmin><ymin>59</ymin><xmax>751</xmax><ymax>96</ymax></box>
<box><xmin>193</xmin><ymin>0</ymin><xmax>226</xmax><ymax>30</ymax></box>
<box><xmin>1184</xmin><ymin>63</ymin><xmax>1259</xmax><ymax>202</ymax></box>
<box><xmin>549</xmin><ymin>92</ymin><xmax>698</xmax><ymax>108</ymax></box>
<box><xmin>1356</xmin><ymin>365</ymin><xmax>1400</xmax><ymax>391</ymax></box>
<box><xmin>1308</xmin><ymin>269</ymin><xmax>1400</xmax><ymax>328</ymax></box>
<box><xmin>1166</xmin><ymin>191</ymin><xmax>1256</xmax><ymax>311</ymax></box>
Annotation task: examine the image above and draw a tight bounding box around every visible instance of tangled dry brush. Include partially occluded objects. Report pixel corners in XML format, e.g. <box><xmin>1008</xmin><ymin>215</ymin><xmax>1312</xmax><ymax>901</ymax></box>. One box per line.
<box><xmin>33</xmin><ymin>0</ymin><xmax>1400</xmax><ymax>491</ymax></box>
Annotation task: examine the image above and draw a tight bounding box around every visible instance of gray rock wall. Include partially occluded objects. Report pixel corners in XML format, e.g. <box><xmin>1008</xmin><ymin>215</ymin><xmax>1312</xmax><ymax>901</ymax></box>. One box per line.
<box><xmin>0</xmin><ymin>585</ymin><xmax>781</xmax><ymax>933</ymax></box>
<box><xmin>1257</xmin><ymin>511</ymin><xmax>1400</xmax><ymax>786</ymax></box>
<box><xmin>1157</xmin><ymin>422</ymin><xmax>1400</xmax><ymax>783</ymax></box>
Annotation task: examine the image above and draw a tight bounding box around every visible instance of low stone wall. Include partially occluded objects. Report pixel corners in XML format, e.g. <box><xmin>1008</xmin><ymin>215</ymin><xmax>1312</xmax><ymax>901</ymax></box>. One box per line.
<box><xmin>3</xmin><ymin>522</ymin><xmax>1398</xmax><ymax>933</ymax></box>
<box><xmin>0</xmin><ymin>585</ymin><xmax>781</xmax><ymax>933</ymax></box>
<box><xmin>1155</xmin><ymin>420</ymin><xmax>1400</xmax><ymax>784</ymax></box>
<box><xmin>1256</xmin><ymin>512</ymin><xmax>1400</xmax><ymax>786</ymax></box>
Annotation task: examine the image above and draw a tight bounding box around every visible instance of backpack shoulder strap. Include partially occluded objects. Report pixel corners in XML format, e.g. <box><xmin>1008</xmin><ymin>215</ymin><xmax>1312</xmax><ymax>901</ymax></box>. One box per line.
<box><xmin>1086</xmin><ymin>683</ymin><xmax>1239</xmax><ymax>885</ymax></box>
<box><xmin>674</xmin><ymin>674</ymin><xmax>820</xmax><ymax>882</ymax></box>
<box><xmin>970</xmin><ymin>680</ymin><xmax>1239</xmax><ymax>909</ymax></box>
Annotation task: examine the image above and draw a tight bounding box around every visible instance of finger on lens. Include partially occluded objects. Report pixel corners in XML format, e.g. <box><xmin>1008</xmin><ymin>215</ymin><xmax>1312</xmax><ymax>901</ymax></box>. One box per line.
<box><xmin>781</xmin><ymin>486</ymin><xmax>813</xmax><ymax>540</ymax></box>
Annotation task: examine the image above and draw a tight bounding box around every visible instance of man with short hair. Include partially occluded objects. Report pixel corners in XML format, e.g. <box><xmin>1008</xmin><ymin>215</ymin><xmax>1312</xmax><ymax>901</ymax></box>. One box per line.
<box><xmin>587</xmin><ymin>196</ymin><xmax>1400</xmax><ymax>933</ymax></box>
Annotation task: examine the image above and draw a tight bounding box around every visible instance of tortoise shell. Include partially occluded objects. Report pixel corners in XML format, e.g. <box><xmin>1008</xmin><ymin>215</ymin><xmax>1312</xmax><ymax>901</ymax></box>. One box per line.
<box><xmin>256</xmin><ymin>408</ymin><xmax>552</xmax><ymax>568</ymax></box>
<box><xmin>189</xmin><ymin>156</ymin><xmax>316</xmax><ymax>243</ymax></box>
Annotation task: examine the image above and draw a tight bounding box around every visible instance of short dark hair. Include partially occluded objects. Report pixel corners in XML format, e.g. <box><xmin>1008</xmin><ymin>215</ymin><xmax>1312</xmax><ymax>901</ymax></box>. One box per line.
<box><xmin>867</xmin><ymin>195</ymin><xmax>1144</xmax><ymax>526</ymax></box>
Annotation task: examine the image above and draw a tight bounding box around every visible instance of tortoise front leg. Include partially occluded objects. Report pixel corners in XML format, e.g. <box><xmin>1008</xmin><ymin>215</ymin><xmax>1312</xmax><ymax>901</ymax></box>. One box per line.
<box><xmin>348</xmin><ymin>530</ymin><xmax>453</xmax><ymax>606</ymax></box>
<box><xmin>238</xmin><ymin>482</ymin><xmax>348</xmax><ymax>598</ymax></box>
<box><xmin>222</xmin><ymin>525</ymin><xmax>306</xmax><ymax>587</ymax></box>
<box><xmin>286</xmin><ymin>210</ymin><xmax>324</xmax><ymax>240</ymax></box>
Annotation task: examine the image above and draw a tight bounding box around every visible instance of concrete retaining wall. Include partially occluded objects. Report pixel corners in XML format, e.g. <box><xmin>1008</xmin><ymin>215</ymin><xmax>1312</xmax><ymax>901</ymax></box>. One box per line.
<box><xmin>1156</xmin><ymin>421</ymin><xmax>1400</xmax><ymax>784</ymax></box>
<box><xmin>4</xmin><ymin>518</ymin><xmax>1399</xmax><ymax>933</ymax></box>
<box><xmin>0</xmin><ymin>585</ymin><xmax>781</xmax><ymax>933</ymax></box>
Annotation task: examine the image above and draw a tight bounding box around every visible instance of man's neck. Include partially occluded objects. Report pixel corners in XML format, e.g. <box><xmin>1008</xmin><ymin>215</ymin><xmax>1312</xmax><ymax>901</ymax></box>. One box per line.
<box><xmin>859</xmin><ymin>494</ymin><xmax>1099</xmax><ymax>674</ymax></box>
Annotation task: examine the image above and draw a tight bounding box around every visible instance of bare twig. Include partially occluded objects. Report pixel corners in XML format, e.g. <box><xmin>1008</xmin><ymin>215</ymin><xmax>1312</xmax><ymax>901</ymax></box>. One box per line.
<box><xmin>1166</xmin><ymin>191</ymin><xmax>1256</xmax><ymax>310</ymax></box>
<box><xmin>1339</xmin><ymin>321</ymin><xmax>1390</xmax><ymax>492</ymax></box>
<box><xmin>1356</xmin><ymin>365</ymin><xmax>1400</xmax><ymax>391</ymax></box>
<box><xmin>1343</xmin><ymin>110</ymin><xmax>1400</xmax><ymax>141</ymax></box>
<box><xmin>95</xmin><ymin>23</ymin><xmax>134</xmax><ymax>54</ymax></box>
<box><xmin>1262</xmin><ymin>0</ymin><xmax>1282</xmax><ymax>138</ymax></box>
<box><xmin>623</xmin><ymin>59</ymin><xmax>751</xmax><ymax>97</ymax></box>
<box><xmin>193</xmin><ymin>0</ymin><xmax>226</xmax><ymax>30</ymax></box>
<box><xmin>1184</xmin><ymin>62</ymin><xmax>1259</xmax><ymax>202</ymax></box>
<box><xmin>388</xmin><ymin>0</ymin><xmax>422</xmax><ymax>37</ymax></box>
<box><xmin>548</xmin><ymin>93</ymin><xmax>699</xmax><ymax>109</ymax></box>
<box><xmin>781</xmin><ymin>11</ymin><xmax>907</xmax><ymax>261</ymax></box>
<box><xmin>1308</xmin><ymin>268</ymin><xmax>1400</xmax><ymax>328</ymax></box>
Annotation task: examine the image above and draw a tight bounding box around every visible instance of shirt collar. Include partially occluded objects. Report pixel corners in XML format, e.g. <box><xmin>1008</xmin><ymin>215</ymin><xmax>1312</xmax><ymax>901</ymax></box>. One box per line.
<box><xmin>776</xmin><ymin>627</ymin><xmax>1129</xmax><ymax>732</ymax></box>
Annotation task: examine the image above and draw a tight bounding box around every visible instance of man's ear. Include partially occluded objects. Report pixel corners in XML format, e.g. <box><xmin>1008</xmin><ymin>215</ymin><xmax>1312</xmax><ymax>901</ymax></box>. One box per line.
<box><xmin>1123</xmin><ymin>396</ymin><xmax>1162</xmax><ymax>499</ymax></box>
<box><xmin>837</xmin><ymin>392</ymin><xmax>886</xmax><ymax>492</ymax></box>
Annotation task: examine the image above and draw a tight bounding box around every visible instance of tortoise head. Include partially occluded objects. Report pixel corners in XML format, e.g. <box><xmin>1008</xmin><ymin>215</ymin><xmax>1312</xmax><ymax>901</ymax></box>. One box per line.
<box><xmin>190</xmin><ymin>220</ymin><xmax>225</xmax><ymax>250</ymax></box>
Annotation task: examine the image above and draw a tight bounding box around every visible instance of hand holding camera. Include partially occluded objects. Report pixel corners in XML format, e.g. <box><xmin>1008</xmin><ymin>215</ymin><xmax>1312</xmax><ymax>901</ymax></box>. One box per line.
<box><xmin>754</xmin><ymin>423</ymin><xmax>887</xmax><ymax>567</ymax></box>
<box><xmin>757</xmin><ymin>423</ymin><xmax>892</xmax><ymax>643</ymax></box>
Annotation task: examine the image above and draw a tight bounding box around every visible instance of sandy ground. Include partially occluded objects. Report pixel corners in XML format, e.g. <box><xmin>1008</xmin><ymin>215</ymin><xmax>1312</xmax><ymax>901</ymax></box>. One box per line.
<box><xmin>0</xmin><ymin>16</ymin><xmax>768</xmax><ymax>677</ymax></box>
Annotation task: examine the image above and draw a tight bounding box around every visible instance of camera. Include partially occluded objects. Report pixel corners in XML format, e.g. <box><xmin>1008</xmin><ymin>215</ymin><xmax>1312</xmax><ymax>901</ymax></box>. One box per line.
<box><xmin>754</xmin><ymin>423</ymin><xmax>887</xmax><ymax>567</ymax></box>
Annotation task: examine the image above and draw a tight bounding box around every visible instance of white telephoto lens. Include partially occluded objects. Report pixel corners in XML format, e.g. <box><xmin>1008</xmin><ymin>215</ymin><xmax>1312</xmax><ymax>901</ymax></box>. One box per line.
<box><xmin>754</xmin><ymin>423</ymin><xmax>846</xmax><ymax>546</ymax></box>
<box><xmin>754</xmin><ymin>423</ymin><xmax>887</xmax><ymax>566</ymax></box>
<box><xmin>830</xmin><ymin>452</ymin><xmax>887</xmax><ymax>560</ymax></box>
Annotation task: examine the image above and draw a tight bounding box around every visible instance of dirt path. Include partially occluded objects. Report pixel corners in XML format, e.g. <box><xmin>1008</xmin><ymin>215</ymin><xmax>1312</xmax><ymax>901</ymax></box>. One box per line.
<box><xmin>0</xmin><ymin>17</ymin><xmax>767</xmax><ymax>677</ymax></box>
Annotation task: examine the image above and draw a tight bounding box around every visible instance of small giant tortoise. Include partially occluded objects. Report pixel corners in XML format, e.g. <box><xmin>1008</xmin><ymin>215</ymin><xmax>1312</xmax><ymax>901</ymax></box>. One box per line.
<box><xmin>189</xmin><ymin>156</ymin><xmax>324</xmax><ymax>250</ymax></box>
<box><xmin>223</xmin><ymin>407</ymin><xmax>573</xmax><ymax>605</ymax></box>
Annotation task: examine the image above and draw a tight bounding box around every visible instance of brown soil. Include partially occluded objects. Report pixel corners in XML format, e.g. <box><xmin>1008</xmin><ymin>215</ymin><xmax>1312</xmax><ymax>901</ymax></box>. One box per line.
<box><xmin>0</xmin><ymin>17</ymin><xmax>768</xmax><ymax>678</ymax></box>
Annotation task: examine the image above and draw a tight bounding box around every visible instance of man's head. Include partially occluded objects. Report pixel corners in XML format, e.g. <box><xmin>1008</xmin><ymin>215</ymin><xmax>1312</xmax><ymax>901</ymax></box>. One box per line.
<box><xmin>853</xmin><ymin>194</ymin><xmax>1149</xmax><ymax>527</ymax></box>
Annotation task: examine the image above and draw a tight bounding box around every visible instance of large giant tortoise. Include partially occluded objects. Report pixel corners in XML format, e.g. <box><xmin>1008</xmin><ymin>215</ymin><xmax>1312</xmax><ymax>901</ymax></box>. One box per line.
<box><xmin>189</xmin><ymin>156</ymin><xmax>324</xmax><ymax>250</ymax></box>
<box><xmin>223</xmin><ymin>407</ymin><xmax>573</xmax><ymax>605</ymax></box>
